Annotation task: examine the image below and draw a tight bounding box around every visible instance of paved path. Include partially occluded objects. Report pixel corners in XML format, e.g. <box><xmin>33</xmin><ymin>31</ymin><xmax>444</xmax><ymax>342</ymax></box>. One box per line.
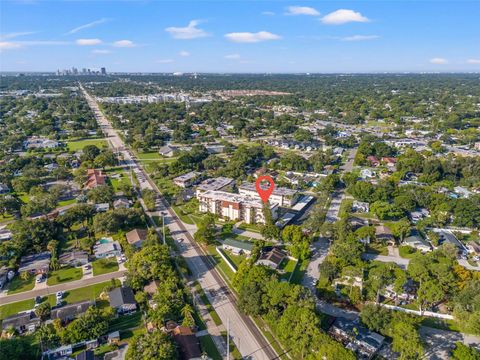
<box><xmin>361</xmin><ymin>253</ymin><xmax>410</xmax><ymax>268</ymax></box>
<box><xmin>0</xmin><ymin>269</ymin><xmax>127</xmax><ymax>306</ymax></box>
<box><xmin>232</xmin><ymin>227</ymin><xmax>264</xmax><ymax>240</ymax></box>
<box><xmin>82</xmin><ymin>85</ymin><xmax>278</xmax><ymax>360</ymax></box>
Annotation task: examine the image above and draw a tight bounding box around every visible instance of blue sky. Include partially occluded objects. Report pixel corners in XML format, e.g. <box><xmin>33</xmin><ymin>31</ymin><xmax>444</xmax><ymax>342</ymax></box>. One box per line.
<box><xmin>1</xmin><ymin>0</ymin><xmax>479</xmax><ymax>73</ymax></box>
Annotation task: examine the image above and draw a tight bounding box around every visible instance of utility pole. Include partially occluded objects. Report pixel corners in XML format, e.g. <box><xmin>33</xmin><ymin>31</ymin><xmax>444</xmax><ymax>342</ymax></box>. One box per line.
<box><xmin>227</xmin><ymin>317</ymin><xmax>230</xmax><ymax>360</ymax></box>
<box><xmin>162</xmin><ymin>214</ymin><xmax>166</xmax><ymax>245</ymax></box>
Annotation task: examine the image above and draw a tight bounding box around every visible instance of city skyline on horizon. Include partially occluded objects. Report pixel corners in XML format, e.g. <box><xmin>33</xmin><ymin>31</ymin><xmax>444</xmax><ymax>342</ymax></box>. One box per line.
<box><xmin>1</xmin><ymin>1</ymin><xmax>480</xmax><ymax>73</ymax></box>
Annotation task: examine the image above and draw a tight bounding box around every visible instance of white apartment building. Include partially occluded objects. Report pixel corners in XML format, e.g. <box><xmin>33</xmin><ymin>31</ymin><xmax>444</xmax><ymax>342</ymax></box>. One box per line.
<box><xmin>197</xmin><ymin>190</ymin><xmax>278</xmax><ymax>224</ymax></box>
<box><xmin>238</xmin><ymin>182</ymin><xmax>298</xmax><ymax>207</ymax></box>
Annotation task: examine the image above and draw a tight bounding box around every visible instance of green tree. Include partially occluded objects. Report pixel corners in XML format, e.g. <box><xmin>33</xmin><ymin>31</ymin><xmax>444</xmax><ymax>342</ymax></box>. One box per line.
<box><xmin>126</xmin><ymin>330</ymin><xmax>177</xmax><ymax>360</ymax></box>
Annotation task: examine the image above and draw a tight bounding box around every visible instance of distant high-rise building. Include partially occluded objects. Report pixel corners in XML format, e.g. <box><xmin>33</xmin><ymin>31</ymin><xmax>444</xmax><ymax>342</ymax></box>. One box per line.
<box><xmin>101</xmin><ymin>67</ymin><xmax>107</xmax><ymax>75</ymax></box>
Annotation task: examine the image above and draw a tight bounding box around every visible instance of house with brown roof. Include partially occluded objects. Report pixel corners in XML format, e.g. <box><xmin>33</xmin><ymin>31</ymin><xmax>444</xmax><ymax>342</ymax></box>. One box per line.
<box><xmin>126</xmin><ymin>228</ymin><xmax>148</xmax><ymax>249</ymax></box>
<box><xmin>172</xmin><ymin>326</ymin><xmax>202</xmax><ymax>360</ymax></box>
<box><xmin>366</xmin><ymin>156</ymin><xmax>380</xmax><ymax>167</ymax></box>
<box><xmin>143</xmin><ymin>280</ymin><xmax>160</xmax><ymax>296</ymax></box>
<box><xmin>84</xmin><ymin>169</ymin><xmax>106</xmax><ymax>189</ymax></box>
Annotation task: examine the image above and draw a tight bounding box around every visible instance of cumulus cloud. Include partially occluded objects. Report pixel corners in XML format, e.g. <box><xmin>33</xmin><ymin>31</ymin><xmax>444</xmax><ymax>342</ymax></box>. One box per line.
<box><xmin>113</xmin><ymin>40</ymin><xmax>136</xmax><ymax>48</ymax></box>
<box><xmin>92</xmin><ymin>49</ymin><xmax>111</xmax><ymax>54</ymax></box>
<box><xmin>467</xmin><ymin>59</ymin><xmax>480</xmax><ymax>64</ymax></box>
<box><xmin>224</xmin><ymin>31</ymin><xmax>281</xmax><ymax>43</ymax></box>
<box><xmin>66</xmin><ymin>18</ymin><xmax>110</xmax><ymax>35</ymax></box>
<box><xmin>285</xmin><ymin>6</ymin><xmax>320</xmax><ymax>16</ymax></box>
<box><xmin>179</xmin><ymin>50</ymin><xmax>190</xmax><ymax>57</ymax></box>
<box><xmin>76</xmin><ymin>38</ymin><xmax>102</xmax><ymax>46</ymax></box>
<box><xmin>341</xmin><ymin>35</ymin><xmax>380</xmax><ymax>41</ymax></box>
<box><xmin>430</xmin><ymin>57</ymin><xmax>448</xmax><ymax>64</ymax></box>
<box><xmin>165</xmin><ymin>20</ymin><xmax>209</xmax><ymax>40</ymax></box>
<box><xmin>225</xmin><ymin>53</ymin><xmax>241</xmax><ymax>59</ymax></box>
<box><xmin>321</xmin><ymin>9</ymin><xmax>369</xmax><ymax>25</ymax></box>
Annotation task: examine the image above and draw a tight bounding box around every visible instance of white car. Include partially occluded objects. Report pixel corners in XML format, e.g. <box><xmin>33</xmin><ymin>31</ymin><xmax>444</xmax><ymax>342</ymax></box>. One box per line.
<box><xmin>36</xmin><ymin>274</ymin><xmax>45</xmax><ymax>283</ymax></box>
<box><xmin>56</xmin><ymin>291</ymin><xmax>64</xmax><ymax>299</ymax></box>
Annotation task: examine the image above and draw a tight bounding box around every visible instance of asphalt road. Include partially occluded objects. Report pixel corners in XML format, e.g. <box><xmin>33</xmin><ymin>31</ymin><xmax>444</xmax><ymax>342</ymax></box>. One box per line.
<box><xmin>81</xmin><ymin>85</ymin><xmax>279</xmax><ymax>360</ymax></box>
<box><xmin>0</xmin><ymin>269</ymin><xmax>127</xmax><ymax>306</ymax></box>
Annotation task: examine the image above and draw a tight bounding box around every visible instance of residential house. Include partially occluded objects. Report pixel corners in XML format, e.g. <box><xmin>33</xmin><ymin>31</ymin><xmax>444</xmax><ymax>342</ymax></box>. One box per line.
<box><xmin>113</xmin><ymin>198</ymin><xmax>130</xmax><ymax>209</ymax></box>
<box><xmin>1</xmin><ymin>312</ymin><xmax>41</xmax><ymax>334</ymax></box>
<box><xmin>143</xmin><ymin>280</ymin><xmax>160</xmax><ymax>297</ymax></box>
<box><xmin>409</xmin><ymin>208</ymin><xmax>430</xmax><ymax>223</ymax></box>
<box><xmin>381</xmin><ymin>157</ymin><xmax>397</xmax><ymax>168</ymax></box>
<box><xmin>51</xmin><ymin>300</ymin><xmax>94</xmax><ymax>322</ymax></box>
<box><xmin>59</xmin><ymin>250</ymin><xmax>89</xmax><ymax>267</ymax></box>
<box><xmin>93</xmin><ymin>239</ymin><xmax>122</xmax><ymax>259</ymax></box>
<box><xmin>383</xmin><ymin>280</ymin><xmax>417</xmax><ymax>304</ymax></box>
<box><xmin>454</xmin><ymin>186</ymin><xmax>473</xmax><ymax>199</ymax></box>
<box><xmin>256</xmin><ymin>248</ymin><xmax>286</xmax><ymax>270</ymax></box>
<box><xmin>43</xmin><ymin>345</ymin><xmax>73</xmax><ymax>359</ymax></box>
<box><xmin>158</xmin><ymin>145</ymin><xmax>176</xmax><ymax>157</ymax></box>
<box><xmin>108</xmin><ymin>286</ymin><xmax>137</xmax><ymax>314</ymax></box>
<box><xmin>18</xmin><ymin>252</ymin><xmax>51</xmax><ymax>274</ymax></box>
<box><xmin>222</xmin><ymin>239</ymin><xmax>253</xmax><ymax>256</ymax></box>
<box><xmin>0</xmin><ymin>183</ymin><xmax>10</xmax><ymax>194</ymax></box>
<box><xmin>0</xmin><ymin>228</ymin><xmax>13</xmax><ymax>242</ymax></box>
<box><xmin>172</xmin><ymin>325</ymin><xmax>202</xmax><ymax>360</ymax></box>
<box><xmin>366</xmin><ymin>156</ymin><xmax>380</xmax><ymax>167</ymax></box>
<box><xmin>94</xmin><ymin>203</ymin><xmax>110</xmax><ymax>212</ymax></box>
<box><xmin>24</xmin><ymin>136</ymin><xmax>59</xmax><ymax>149</ymax></box>
<box><xmin>125</xmin><ymin>228</ymin><xmax>148</xmax><ymax>249</ymax></box>
<box><xmin>352</xmin><ymin>201</ymin><xmax>369</xmax><ymax>213</ymax></box>
<box><xmin>328</xmin><ymin>318</ymin><xmax>384</xmax><ymax>360</ymax></box>
<box><xmin>360</xmin><ymin>169</ymin><xmax>375</xmax><ymax>179</ymax></box>
<box><xmin>404</xmin><ymin>231</ymin><xmax>431</xmax><ymax>252</ymax></box>
<box><xmin>467</xmin><ymin>242</ymin><xmax>480</xmax><ymax>257</ymax></box>
<box><xmin>375</xmin><ymin>225</ymin><xmax>395</xmax><ymax>245</ymax></box>
<box><xmin>173</xmin><ymin>171</ymin><xmax>201</xmax><ymax>188</ymax></box>
<box><xmin>84</xmin><ymin>169</ymin><xmax>106</xmax><ymax>189</ymax></box>
<box><xmin>75</xmin><ymin>350</ymin><xmax>95</xmax><ymax>360</ymax></box>
<box><xmin>108</xmin><ymin>331</ymin><xmax>121</xmax><ymax>344</ymax></box>
<box><xmin>0</xmin><ymin>266</ymin><xmax>9</xmax><ymax>289</ymax></box>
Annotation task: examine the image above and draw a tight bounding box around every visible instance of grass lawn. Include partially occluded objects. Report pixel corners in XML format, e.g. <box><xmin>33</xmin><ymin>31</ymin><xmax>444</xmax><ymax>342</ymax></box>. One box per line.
<box><xmin>421</xmin><ymin>317</ymin><xmax>461</xmax><ymax>332</ymax></box>
<box><xmin>92</xmin><ymin>258</ymin><xmax>119</xmax><ymax>276</ymax></box>
<box><xmin>47</xmin><ymin>266</ymin><xmax>83</xmax><ymax>286</ymax></box>
<box><xmin>67</xmin><ymin>138</ymin><xmax>108</xmax><ymax>152</ymax></box>
<box><xmin>105</xmin><ymin>167</ymin><xmax>133</xmax><ymax>192</ymax></box>
<box><xmin>399</xmin><ymin>245</ymin><xmax>418</xmax><ymax>259</ymax></box>
<box><xmin>7</xmin><ymin>275</ymin><xmax>35</xmax><ymax>294</ymax></box>
<box><xmin>108</xmin><ymin>311</ymin><xmax>143</xmax><ymax>333</ymax></box>
<box><xmin>366</xmin><ymin>242</ymin><xmax>389</xmax><ymax>256</ymax></box>
<box><xmin>135</xmin><ymin>151</ymin><xmax>162</xmax><ymax>160</ymax></box>
<box><xmin>63</xmin><ymin>280</ymin><xmax>120</xmax><ymax>304</ymax></box>
<box><xmin>223</xmin><ymin>250</ymin><xmax>245</xmax><ymax>269</ymax></box>
<box><xmin>279</xmin><ymin>258</ymin><xmax>298</xmax><ymax>282</ymax></box>
<box><xmin>154</xmin><ymin>178</ymin><xmax>181</xmax><ymax>202</ymax></box>
<box><xmin>172</xmin><ymin>205</ymin><xmax>195</xmax><ymax>225</ymax></box>
<box><xmin>206</xmin><ymin>245</ymin><xmax>236</xmax><ymax>283</ymax></box>
<box><xmin>194</xmin><ymin>282</ymin><xmax>222</xmax><ymax>327</ymax></box>
<box><xmin>0</xmin><ymin>299</ymin><xmax>34</xmax><ymax>320</ymax></box>
<box><xmin>289</xmin><ymin>259</ymin><xmax>309</xmax><ymax>285</ymax></box>
<box><xmin>221</xmin><ymin>331</ymin><xmax>243</xmax><ymax>360</ymax></box>
<box><xmin>198</xmin><ymin>335</ymin><xmax>222</xmax><ymax>360</ymax></box>
<box><xmin>58</xmin><ymin>198</ymin><xmax>77</xmax><ymax>207</ymax></box>
<box><xmin>237</xmin><ymin>222</ymin><xmax>262</xmax><ymax>233</ymax></box>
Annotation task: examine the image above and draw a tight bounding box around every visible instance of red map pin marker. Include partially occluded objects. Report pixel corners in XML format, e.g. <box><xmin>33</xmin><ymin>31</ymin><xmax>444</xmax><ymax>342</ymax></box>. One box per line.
<box><xmin>255</xmin><ymin>176</ymin><xmax>275</xmax><ymax>203</ymax></box>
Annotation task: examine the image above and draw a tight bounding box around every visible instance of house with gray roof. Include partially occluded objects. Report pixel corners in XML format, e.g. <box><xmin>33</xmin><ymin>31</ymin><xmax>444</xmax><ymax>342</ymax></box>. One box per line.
<box><xmin>2</xmin><ymin>311</ymin><xmax>41</xmax><ymax>334</ymax></box>
<box><xmin>222</xmin><ymin>239</ymin><xmax>254</xmax><ymax>256</ymax></box>
<box><xmin>108</xmin><ymin>286</ymin><xmax>137</xmax><ymax>314</ymax></box>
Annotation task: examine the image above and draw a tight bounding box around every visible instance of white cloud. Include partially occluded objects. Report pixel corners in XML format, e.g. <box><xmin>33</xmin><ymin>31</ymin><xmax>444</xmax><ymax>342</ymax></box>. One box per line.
<box><xmin>0</xmin><ymin>41</ymin><xmax>22</xmax><ymax>50</ymax></box>
<box><xmin>179</xmin><ymin>50</ymin><xmax>190</xmax><ymax>57</ymax></box>
<box><xmin>467</xmin><ymin>59</ymin><xmax>480</xmax><ymax>64</ymax></box>
<box><xmin>157</xmin><ymin>59</ymin><xmax>174</xmax><ymax>64</ymax></box>
<box><xmin>225</xmin><ymin>53</ymin><xmax>241</xmax><ymax>59</ymax></box>
<box><xmin>285</xmin><ymin>6</ymin><xmax>320</xmax><ymax>16</ymax></box>
<box><xmin>113</xmin><ymin>40</ymin><xmax>136</xmax><ymax>48</ymax></box>
<box><xmin>224</xmin><ymin>31</ymin><xmax>281</xmax><ymax>43</ymax></box>
<box><xmin>341</xmin><ymin>35</ymin><xmax>380</xmax><ymax>41</ymax></box>
<box><xmin>165</xmin><ymin>20</ymin><xmax>209</xmax><ymax>40</ymax></box>
<box><xmin>66</xmin><ymin>18</ymin><xmax>110</xmax><ymax>35</ymax></box>
<box><xmin>262</xmin><ymin>11</ymin><xmax>275</xmax><ymax>16</ymax></box>
<box><xmin>321</xmin><ymin>9</ymin><xmax>369</xmax><ymax>25</ymax></box>
<box><xmin>0</xmin><ymin>31</ymin><xmax>37</xmax><ymax>40</ymax></box>
<box><xmin>430</xmin><ymin>57</ymin><xmax>448</xmax><ymax>64</ymax></box>
<box><xmin>92</xmin><ymin>49</ymin><xmax>111</xmax><ymax>54</ymax></box>
<box><xmin>76</xmin><ymin>38</ymin><xmax>102</xmax><ymax>46</ymax></box>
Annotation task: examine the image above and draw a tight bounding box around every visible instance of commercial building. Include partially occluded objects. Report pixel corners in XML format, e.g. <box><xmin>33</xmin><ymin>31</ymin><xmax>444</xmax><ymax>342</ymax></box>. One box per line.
<box><xmin>196</xmin><ymin>177</ymin><xmax>234</xmax><ymax>195</ymax></box>
<box><xmin>173</xmin><ymin>171</ymin><xmax>200</xmax><ymax>188</ymax></box>
<box><xmin>197</xmin><ymin>190</ymin><xmax>278</xmax><ymax>224</ymax></box>
<box><xmin>238</xmin><ymin>182</ymin><xmax>298</xmax><ymax>207</ymax></box>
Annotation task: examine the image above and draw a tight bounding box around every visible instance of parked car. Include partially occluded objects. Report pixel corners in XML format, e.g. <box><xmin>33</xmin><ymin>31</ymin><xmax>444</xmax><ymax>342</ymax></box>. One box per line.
<box><xmin>36</xmin><ymin>274</ymin><xmax>45</xmax><ymax>283</ymax></box>
<box><xmin>35</xmin><ymin>296</ymin><xmax>42</xmax><ymax>304</ymax></box>
<box><xmin>56</xmin><ymin>291</ymin><xmax>64</xmax><ymax>300</ymax></box>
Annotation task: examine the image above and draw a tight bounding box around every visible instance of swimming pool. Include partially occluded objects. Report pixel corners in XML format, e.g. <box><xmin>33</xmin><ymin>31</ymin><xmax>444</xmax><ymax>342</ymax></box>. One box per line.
<box><xmin>99</xmin><ymin>238</ymin><xmax>111</xmax><ymax>244</ymax></box>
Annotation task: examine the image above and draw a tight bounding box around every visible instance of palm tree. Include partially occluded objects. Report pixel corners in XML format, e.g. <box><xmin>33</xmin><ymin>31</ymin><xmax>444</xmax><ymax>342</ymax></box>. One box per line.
<box><xmin>181</xmin><ymin>303</ymin><xmax>195</xmax><ymax>328</ymax></box>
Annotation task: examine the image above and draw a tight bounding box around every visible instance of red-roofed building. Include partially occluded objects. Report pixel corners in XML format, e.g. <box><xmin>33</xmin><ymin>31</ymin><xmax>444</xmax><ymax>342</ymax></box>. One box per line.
<box><xmin>381</xmin><ymin>157</ymin><xmax>398</xmax><ymax>168</ymax></box>
<box><xmin>84</xmin><ymin>169</ymin><xmax>106</xmax><ymax>189</ymax></box>
<box><xmin>366</xmin><ymin>156</ymin><xmax>380</xmax><ymax>167</ymax></box>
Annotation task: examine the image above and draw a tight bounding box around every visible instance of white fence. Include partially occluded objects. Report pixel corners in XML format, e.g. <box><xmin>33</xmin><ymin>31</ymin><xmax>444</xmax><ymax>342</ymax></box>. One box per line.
<box><xmin>215</xmin><ymin>247</ymin><xmax>237</xmax><ymax>273</ymax></box>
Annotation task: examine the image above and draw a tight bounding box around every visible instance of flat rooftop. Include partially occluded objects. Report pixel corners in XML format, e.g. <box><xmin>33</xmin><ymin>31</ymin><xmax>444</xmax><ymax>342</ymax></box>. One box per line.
<box><xmin>197</xmin><ymin>177</ymin><xmax>233</xmax><ymax>192</ymax></box>
<box><xmin>199</xmin><ymin>190</ymin><xmax>276</xmax><ymax>209</ymax></box>
<box><xmin>239</xmin><ymin>182</ymin><xmax>297</xmax><ymax>197</ymax></box>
